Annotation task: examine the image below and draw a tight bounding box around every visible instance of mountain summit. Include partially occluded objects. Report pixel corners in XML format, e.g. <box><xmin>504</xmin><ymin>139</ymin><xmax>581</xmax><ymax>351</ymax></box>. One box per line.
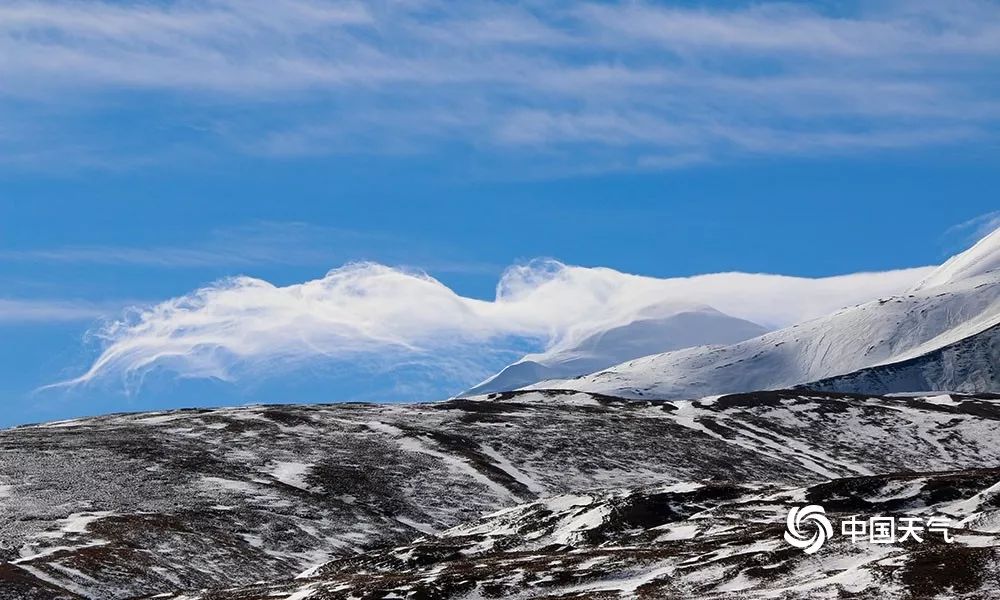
<box><xmin>464</xmin><ymin>304</ymin><xmax>767</xmax><ymax>395</ymax></box>
<box><xmin>913</xmin><ymin>226</ymin><xmax>1000</xmax><ymax>291</ymax></box>
<box><xmin>526</xmin><ymin>228</ymin><xmax>1000</xmax><ymax>399</ymax></box>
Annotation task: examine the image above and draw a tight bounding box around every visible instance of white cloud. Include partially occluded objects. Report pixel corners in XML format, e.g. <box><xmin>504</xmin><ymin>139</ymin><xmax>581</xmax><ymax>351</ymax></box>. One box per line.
<box><xmin>0</xmin><ymin>0</ymin><xmax>998</xmax><ymax>169</ymax></box>
<box><xmin>55</xmin><ymin>259</ymin><xmax>934</xmax><ymax>390</ymax></box>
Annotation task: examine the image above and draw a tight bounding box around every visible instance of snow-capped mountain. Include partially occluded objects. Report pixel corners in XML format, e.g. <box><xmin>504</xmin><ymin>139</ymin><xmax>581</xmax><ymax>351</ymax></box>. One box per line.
<box><xmin>466</xmin><ymin>265</ymin><xmax>939</xmax><ymax>398</ymax></box>
<box><xmin>464</xmin><ymin>304</ymin><xmax>768</xmax><ymax>395</ymax></box>
<box><xmin>3</xmin><ymin>389</ymin><xmax>1000</xmax><ymax>599</ymax></box>
<box><xmin>913</xmin><ymin>227</ymin><xmax>1000</xmax><ymax>290</ymax></box>
<box><xmin>533</xmin><ymin>228</ymin><xmax>1000</xmax><ymax>399</ymax></box>
<box><xmin>4</xmin><ymin>234</ymin><xmax>998</xmax><ymax>600</ymax></box>
<box><xmin>806</xmin><ymin>320</ymin><xmax>999</xmax><ymax>395</ymax></box>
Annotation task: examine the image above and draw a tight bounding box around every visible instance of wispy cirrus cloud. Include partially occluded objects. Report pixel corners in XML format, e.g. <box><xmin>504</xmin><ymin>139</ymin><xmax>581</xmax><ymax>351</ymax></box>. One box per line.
<box><xmin>0</xmin><ymin>222</ymin><xmax>388</xmax><ymax>268</ymax></box>
<box><xmin>948</xmin><ymin>212</ymin><xmax>1000</xmax><ymax>242</ymax></box>
<box><xmin>1</xmin><ymin>0</ymin><xmax>998</xmax><ymax>170</ymax></box>
<box><xmin>0</xmin><ymin>221</ymin><xmax>501</xmax><ymax>274</ymax></box>
<box><xmin>0</xmin><ymin>298</ymin><xmax>118</xmax><ymax>323</ymax></box>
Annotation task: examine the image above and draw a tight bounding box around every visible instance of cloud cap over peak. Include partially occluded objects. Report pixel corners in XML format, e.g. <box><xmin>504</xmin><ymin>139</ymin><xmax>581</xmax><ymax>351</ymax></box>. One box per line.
<box><xmin>53</xmin><ymin>259</ymin><xmax>935</xmax><ymax>394</ymax></box>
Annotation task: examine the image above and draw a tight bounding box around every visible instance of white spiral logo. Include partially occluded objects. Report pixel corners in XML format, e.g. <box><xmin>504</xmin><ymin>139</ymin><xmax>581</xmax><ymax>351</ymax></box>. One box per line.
<box><xmin>783</xmin><ymin>504</ymin><xmax>833</xmax><ymax>554</ymax></box>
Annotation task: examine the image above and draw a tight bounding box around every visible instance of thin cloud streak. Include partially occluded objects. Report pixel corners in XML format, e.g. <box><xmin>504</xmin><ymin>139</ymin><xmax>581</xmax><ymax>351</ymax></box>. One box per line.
<box><xmin>945</xmin><ymin>213</ymin><xmax>1000</xmax><ymax>249</ymax></box>
<box><xmin>0</xmin><ymin>222</ymin><xmax>502</xmax><ymax>274</ymax></box>
<box><xmin>0</xmin><ymin>298</ymin><xmax>117</xmax><ymax>323</ymax></box>
<box><xmin>0</xmin><ymin>0</ymin><xmax>998</xmax><ymax>168</ymax></box>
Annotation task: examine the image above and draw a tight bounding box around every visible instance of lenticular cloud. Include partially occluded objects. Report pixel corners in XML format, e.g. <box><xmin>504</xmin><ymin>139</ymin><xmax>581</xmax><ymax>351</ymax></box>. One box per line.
<box><xmin>58</xmin><ymin>259</ymin><xmax>933</xmax><ymax>390</ymax></box>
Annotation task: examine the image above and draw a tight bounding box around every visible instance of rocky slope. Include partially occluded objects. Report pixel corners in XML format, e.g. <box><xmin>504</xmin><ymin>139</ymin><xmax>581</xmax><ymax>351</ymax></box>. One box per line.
<box><xmin>155</xmin><ymin>467</ymin><xmax>1000</xmax><ymax>600</ymax></box>
<box><xmin>3</xmin><ymin>389</ymin><xmax>1000</xmax><ymax>599</ymax></box>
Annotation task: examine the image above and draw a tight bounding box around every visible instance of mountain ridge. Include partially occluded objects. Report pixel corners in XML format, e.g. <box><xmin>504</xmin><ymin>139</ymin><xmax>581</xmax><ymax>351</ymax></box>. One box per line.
<box><xmin>464</xmin><ymin>307</ymin><xmax>768</xmax><ymax>396</ymax></box>
<box><xmin>527</xmin><ymin>231</ymin><xmax>1000</xmax><ymax>399</ymax></box>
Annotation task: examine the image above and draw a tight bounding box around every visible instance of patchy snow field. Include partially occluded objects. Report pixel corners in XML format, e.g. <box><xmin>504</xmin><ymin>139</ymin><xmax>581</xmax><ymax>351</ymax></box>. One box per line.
<box><xmin>2</xmin><ymin>389</ymin><xmax>1000</xmax><ymax>598</ymax></box>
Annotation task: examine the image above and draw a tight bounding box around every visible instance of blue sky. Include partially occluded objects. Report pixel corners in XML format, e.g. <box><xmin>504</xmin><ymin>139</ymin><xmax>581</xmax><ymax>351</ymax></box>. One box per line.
<box><xmin>1</xmin><ymin>0</ymin><xmax>999</xmax><ymax>426</ymax></box>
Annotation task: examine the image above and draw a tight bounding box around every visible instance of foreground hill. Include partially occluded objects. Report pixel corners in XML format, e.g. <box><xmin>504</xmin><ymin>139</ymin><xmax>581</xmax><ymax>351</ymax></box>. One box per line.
<box><xmin>3</xmin><ymin>390</ymin><xmax>1000</xmax><ymax>598</ymax></box>
<box><xmin>157</xmin><ymin>467</ymin><xmax>1000</xmax><ymax>600</ymax></box>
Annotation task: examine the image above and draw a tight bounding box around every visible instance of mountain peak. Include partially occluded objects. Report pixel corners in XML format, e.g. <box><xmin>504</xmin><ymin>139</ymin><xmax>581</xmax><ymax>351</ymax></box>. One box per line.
<box><xmin>913</xmin><ymin>226</ymin><xmax>1000</xmax><ymax>291</ymax></box>
<box><xmin>462</xmin><ymin>308</ymin><xmax>768</xmax><ymax>396</ymax></box>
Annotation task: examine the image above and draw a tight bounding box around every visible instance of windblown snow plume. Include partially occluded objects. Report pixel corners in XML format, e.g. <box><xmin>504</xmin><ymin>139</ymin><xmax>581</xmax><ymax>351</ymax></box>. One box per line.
<box><xmin>58</xmin><ymin>260</ymin><xmax>932</xmax><ymax>390</ymax></box>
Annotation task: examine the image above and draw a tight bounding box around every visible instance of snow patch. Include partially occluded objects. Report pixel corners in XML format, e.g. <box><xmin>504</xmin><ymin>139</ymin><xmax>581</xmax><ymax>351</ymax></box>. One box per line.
<box><xmin>270</xmin><ymin>461</ymin><xmax>313</xmax><ymax>491</ymax></box>
<box><xmin>282</xmin><ymin>587</ymin><xmax>317</xmax><ymax>600</ymax></box>
<box><xmin>479</xmin><ymin>444</ymin><xmax>547</xmax><ymax>496</ymax></box>
<box><xmin>922</xmin><ymin>394</ymin><xmax>960</xmax><ymax>406</ymax></box>
<box><xmin>655</xmin><ymin>524</ymin><xmax>700</xmax><ymax>541</ymax></box>
<box><xmin>396</xmin><ymin>516</ymin><xmax>440</xmax><ymax>535</ymax></box>
<box><xmin>58</xmin><ymin>511</ymin><xmax>115</xmax><ymax>534</ymax></box>
<box><xmin>550</xmin><ymin>504</ymin><xmax>610</xmax><ymax>545</ymax></box>
<box><xmin>367</xmin><ymin>421</ymin><xmax>521</xmax><ymax>502</ymax></box>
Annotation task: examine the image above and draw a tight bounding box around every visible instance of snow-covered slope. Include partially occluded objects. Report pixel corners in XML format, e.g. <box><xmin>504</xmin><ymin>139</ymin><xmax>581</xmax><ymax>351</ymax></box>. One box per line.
<box><xmin>166</xmin><ymin>467</ymin><xmax>1000</xmax><ymax>600</ymax></box>
<box><xmin>464</xmin><ymin>305</ymin><xmax>768</xmax><ymax>395</ymax></box>
<box><xmin>913</xmin><ymin>226</ymin><xmax>1000</xmax><ymax>290</ymax></box>
<box><xmin>534</xmin><ymin>229</ymin><xmax>1000</xmax><ymax>399</ymax></box>
<box><xmin>805</xmin><ymin>321</ymin><xmax>999</xmax><ymax>395</ymax></box>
